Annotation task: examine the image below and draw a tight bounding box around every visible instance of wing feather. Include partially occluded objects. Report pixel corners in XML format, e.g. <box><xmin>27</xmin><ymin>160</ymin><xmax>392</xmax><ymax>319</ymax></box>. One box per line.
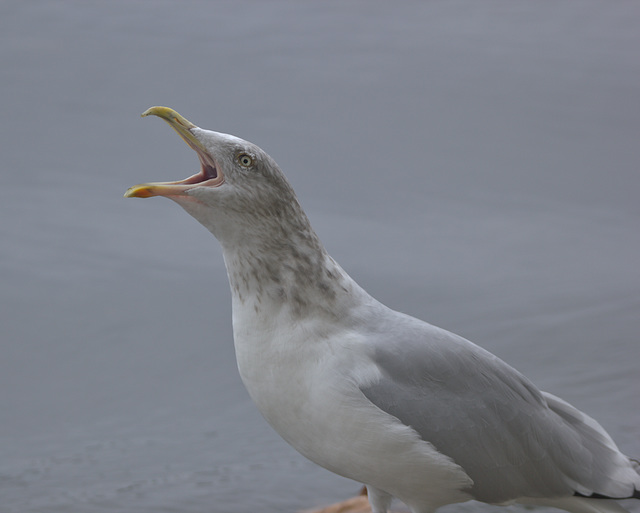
<box><xmin>359</xmin><ymin>312</ymin><xmax>639</xmax><ymax>503</ymax></box>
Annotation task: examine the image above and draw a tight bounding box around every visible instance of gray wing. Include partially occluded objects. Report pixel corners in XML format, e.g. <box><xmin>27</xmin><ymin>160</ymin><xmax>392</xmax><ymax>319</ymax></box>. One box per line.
<box><xmin>360</xmin><ymin>313</ymin><xmax>637</xmax><ymax>503</ymax></box>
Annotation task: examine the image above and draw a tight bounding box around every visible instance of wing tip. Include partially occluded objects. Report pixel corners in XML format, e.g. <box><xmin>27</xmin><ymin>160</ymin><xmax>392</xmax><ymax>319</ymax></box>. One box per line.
<box><xmin>573</xmin><ymin>490</ymin><xmax>640</xmax><ymax>500</ymax></box>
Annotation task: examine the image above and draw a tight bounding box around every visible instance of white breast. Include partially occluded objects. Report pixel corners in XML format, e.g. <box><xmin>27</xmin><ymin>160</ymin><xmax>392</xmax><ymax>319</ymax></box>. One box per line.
<box><xmin>231</xmin><ymin>297</ymin><xmax>472</xmax><ymax>511</ymax></box>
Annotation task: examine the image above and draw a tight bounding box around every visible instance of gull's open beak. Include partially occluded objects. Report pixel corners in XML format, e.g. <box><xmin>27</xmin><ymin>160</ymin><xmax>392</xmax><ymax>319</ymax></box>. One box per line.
<box><xmin>124</xmin><ymin>106</ymin><xmax>222</xmax><ymax>198</ymax></box>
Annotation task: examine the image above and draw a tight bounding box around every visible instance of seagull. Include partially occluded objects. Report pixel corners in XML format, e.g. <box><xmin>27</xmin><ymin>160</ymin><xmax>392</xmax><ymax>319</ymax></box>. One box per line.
<box><xmin>125</xmin><ymin>107</ymin><xmax>639</xmax><ymax>513</ymax></box>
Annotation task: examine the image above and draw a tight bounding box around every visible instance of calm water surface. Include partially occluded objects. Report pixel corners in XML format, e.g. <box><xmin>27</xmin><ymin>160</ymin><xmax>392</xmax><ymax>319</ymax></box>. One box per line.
<box><xmin>1</xmin><ymin>2</ymin><xmax>639</xmax><ymax>512</ymax></box>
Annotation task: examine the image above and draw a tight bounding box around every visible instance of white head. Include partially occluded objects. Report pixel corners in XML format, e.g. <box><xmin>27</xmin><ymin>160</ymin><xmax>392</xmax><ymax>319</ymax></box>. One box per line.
<box><xmin>125</xmin><ymin>107</ymin><xmax>363</xmax><ymax>319</ymax></box>
<box><xmin>125</xmin><ymin>106</ymin><xmax>311</xmax><ymax>248</ymax></box>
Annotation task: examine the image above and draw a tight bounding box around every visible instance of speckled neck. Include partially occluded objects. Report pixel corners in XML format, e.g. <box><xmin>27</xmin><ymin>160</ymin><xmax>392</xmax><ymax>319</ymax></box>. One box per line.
<box><xmin>221</xmin><ymin>214</ymin><xmax>355</xmax><ymax>320</ymax></box>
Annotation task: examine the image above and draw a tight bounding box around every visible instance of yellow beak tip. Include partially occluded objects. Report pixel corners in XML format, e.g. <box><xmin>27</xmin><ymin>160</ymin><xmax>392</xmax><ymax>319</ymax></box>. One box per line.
<box><xmin>124</xmin><ymin>185</ymin><xmax>154</xmax><ymax>198</ymax></box>
<box><xmin>141</xmin><ymin>106</ymin><xmax>166</xmax><ymax>118</ymax></box>
<box><xmin>140</xmin><ymin>106</ymin><xmax>195</xmax><ymax>130</ymax></box>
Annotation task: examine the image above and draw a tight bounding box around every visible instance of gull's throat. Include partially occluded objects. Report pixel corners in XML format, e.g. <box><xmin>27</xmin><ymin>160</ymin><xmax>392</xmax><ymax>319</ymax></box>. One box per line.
<box><xmin>179</xmin><ymin>161</ymin><xmax>219</xmax><ymax>186</ymax></box>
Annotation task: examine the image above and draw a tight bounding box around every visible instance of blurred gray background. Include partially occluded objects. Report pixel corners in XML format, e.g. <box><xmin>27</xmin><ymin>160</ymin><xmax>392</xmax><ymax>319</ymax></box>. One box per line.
<box><xmin>1</xmin><ymin>1</ymin><xmax>638</xmax><ymax>512</ymax></box>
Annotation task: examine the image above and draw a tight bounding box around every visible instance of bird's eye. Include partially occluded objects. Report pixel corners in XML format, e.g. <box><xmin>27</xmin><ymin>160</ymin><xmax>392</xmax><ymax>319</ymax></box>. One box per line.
<box><xmin>237</xmin><ymin>153</ymin><xmax>254</xmax><ymax>168</ymax></box>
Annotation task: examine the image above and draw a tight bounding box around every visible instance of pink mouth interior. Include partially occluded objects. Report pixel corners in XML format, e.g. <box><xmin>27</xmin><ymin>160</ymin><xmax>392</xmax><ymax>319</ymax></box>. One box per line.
<box><xmin>181</xmin><ymin>161</ymin><xmax>218</xmax><ymax>184</ymax></box>
<box><xmin>177</xmin><ymin>150</ymin><xmax>224</xmax><ymax>187</ymax></box>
